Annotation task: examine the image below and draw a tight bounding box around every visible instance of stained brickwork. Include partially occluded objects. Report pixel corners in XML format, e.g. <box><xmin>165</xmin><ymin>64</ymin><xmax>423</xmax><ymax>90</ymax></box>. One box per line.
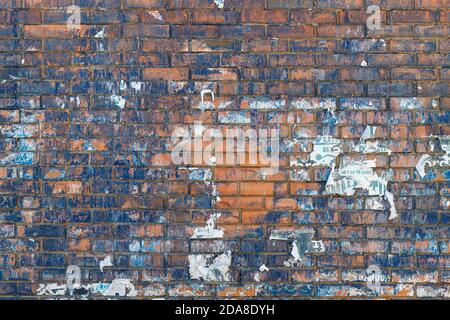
<box><xmin>0</xmin><ymin>0</ymin><xmax>449</xmax><ymax>299</ymax></box>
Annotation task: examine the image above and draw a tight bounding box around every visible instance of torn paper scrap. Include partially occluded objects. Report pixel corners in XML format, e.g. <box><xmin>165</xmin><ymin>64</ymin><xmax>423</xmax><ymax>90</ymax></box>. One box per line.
<box><xmin>353</xmin><ymin>126</ymin><xmax>391</xmax><ymax>155</ymax></box>
<box><xmin>270</xmin><ymin>229</ymin><xmax>325</xmax><ymax>267</ymax></box>
<box><xmin>291</xmin><ymin>136</ymin><xmax>341</xmax><ymax>167</ymax></box>
<box><xmin>188</xmin><ymin>251</ymin><xmax>232</xmax><ymax>282</ymax></box>
<box><xmin>325</xmin><ymin>160</ymin><xmax>397</xmax><ymax>219</ymax></box>
<box><xmin>416</xmin><ymin>136</ymin><xmax>450</xmax><ymax>178</ymax></box>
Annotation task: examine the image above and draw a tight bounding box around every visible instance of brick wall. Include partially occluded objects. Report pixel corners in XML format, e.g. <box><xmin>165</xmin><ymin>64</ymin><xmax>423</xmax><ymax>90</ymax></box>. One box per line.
<box><xmin>0</xmin><ymin>0</ymin><xmax>449</xmax><ymax>299</ymax></box>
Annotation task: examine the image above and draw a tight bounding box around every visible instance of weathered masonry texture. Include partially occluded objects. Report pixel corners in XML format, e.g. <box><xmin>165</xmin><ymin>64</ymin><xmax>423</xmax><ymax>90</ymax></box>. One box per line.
<box><xmin>0</xmin><ymin>0</ymin><xmax>449</xmax><ymax>299</ymax></box>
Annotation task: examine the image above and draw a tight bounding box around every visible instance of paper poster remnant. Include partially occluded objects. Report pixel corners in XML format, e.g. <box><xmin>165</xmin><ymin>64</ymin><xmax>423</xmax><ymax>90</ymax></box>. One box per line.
<box><xmin>188</xmin><ymin>251</ymin><xmax>232</xmax><ymax>282</ymax></box>
<box><xmin>366</xmin><ymin>265</ymin><xmax>384</xmax><ymax>293</ymax></box>
<box><xmin>365</xmin><ymin>197</ymin><xmax>385</xmax><ymax>210</ymax></box>
<box><xmin>353</xmin><ymin>126</ymin><xmax>392</xmax><ymax>155</ymax></box>
<box><xmin>37</xmin><ymin>279</ymin><xmax>137</xmax><ymax>298</ymax></box>
<box><xmin>270</xmin><ymin>229</ymin><xmax>325</xmax><ymax>267</ymax></box>
<box><xmin>191</xmin><ymin>213</ymin><xmax>224</xmax><ymax>239</ymax></box>
<box><xmin>291</xmin><ymin>136</ymin><xmax>341</xmax><ymax>167</ymax></box>
<box><xmin>416</xmin><ymin>136</ymin><xmax>450</xmax><ymax>178</ymax></box>
<box><xmin>89</xmin><ymin>279</ymin><xmax>137</xmax><ymax>297</ymax></box>
<box><xmin>325</xmin><ymin>159</ymin><xmax>397</xmax><ymax>219</ymax></box>
<box><xmin>37</xmin><ymin>265</ymin><xmax>137</xmax><ymax>298</ymax></box>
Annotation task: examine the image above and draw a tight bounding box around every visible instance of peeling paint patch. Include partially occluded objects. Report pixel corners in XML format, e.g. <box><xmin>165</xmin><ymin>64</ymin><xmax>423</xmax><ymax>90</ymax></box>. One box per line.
<box><xmin>213</xmin><ymin>0</ymin><xmax>225</xmax><ymax>8</ymax></box>
<box><xmin>94</xmin><ymin>27</ymin><xmax>106</xmax><ymax>38</ymax></box>
<box><xmin>340</xmin><ymin>98</ymin><xmax>382</xmax><ymax>110</ymax></box>
<box><xmin>191</xmin><ymin>213</ymin><xmax>224</xmax><ymax>239</ymax></box>
<box><xmin>441</xmin><ymin>197</ymin><xmax>450</xmax><ymax>209</ymax></box>
<box><xmin>243</xmin><ymin>97</ymin><xmax>286</xmax><ymax>110</ymax></box>
<box><xmin>398</xmin><ymin>97</ymin><xmax>426</xmax><ymax>110</ymax></box>
<box><xmin>259</xmin><ymin>264</ymin><xmax>270</xmax><ymax>272</ymax></box>
<box><xmin>218</xmin><ymin>111</ymin><xmax>251</xmax><ymax>124</ymax></box>
<box><xmin>99</xmin><ymin>255</ymin><xmax>113</xmax><ymax>272</ymax></box>
<box><xmin>188</xmin><ymin>251</ymin><xmax>231</xmax><ymax>281</ymax></box>
<box><xmin>365</xmin><ymin>197</ymin><xmax>385</xmax><ymax>211</ymax></box>
<box><xmin>130</xmin><ymin>81</ymin><xmax>143</xmax><ymax>92</ymax></box>
<box><xmin>199</xmin><ymin>89</ymin><xmax>215</xmax><ymax>110</ymax></box>
<box><xmin>148</xmin><ymin>10</ymin><xmax>163</xmax><ymax>21</ymax></box>
<box><xmin>270</xmin><ymin>229</ymin><xmax>325</xmax><ymax>267</ymax></box>
<box><xmin>290</xmin><ymin>98</ymin><xmax>336</xmax><ymax>115</ymax></box>
<box><xmin>417</xmin><ymin>286</ymin><xmax>450</xmax><ymax>298</ymax></box>
<box><xmin>290</xmin><ymin>169</ymin><xmax>309</xmax><ymax>181</ymax></box>
<box><xmin>110</xmin><ymin>94</ymin><xmax>126</xmax><ymax>109</ymax></box>
<box><xmin>182</xmin><ymin>167</ymin><xmax>220</xmax><ymax>205</ymax></box>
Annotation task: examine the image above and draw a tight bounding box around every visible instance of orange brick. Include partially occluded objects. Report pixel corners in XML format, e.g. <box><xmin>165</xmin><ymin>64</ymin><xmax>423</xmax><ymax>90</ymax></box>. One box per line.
<box><xmin>143</xmin><ymin>68</ymin><xmax>189</xmax><ymax>80</ymax></box>
<box><xmin>240</xmin><ymin>182</ymin><xmax>274</xmax><ymax>196</ymax></box>
<box><xmin>216</xmin><ymin>197</ymin><xmax>265</xmax><ymax>209</ymax></box>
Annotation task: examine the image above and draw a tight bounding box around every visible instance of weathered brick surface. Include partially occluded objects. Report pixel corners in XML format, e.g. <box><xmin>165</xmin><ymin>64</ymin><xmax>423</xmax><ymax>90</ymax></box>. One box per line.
<box><xmin>0</xmin><ymin>0</ymin><xmax>449</xmax><ymax>299</ymax></box>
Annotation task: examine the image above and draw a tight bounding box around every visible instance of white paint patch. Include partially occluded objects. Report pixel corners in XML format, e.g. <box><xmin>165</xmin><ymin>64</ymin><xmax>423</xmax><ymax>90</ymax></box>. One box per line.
<box><xmin>366</xmin><ymin>197</ymin><xmax>385</xmax><ymax>210</ymax></box>
<box><xmin>199</xmin><ymin>89</ymin><xmax>215</xmax><ymax>110</ymax></box>
<box><xmin>120</xmin><ymin>80</ymin><xmax>127</xmax><ymax>90</ymax></box>
<box><xmin>148</xmin><ymin>10</ymin><xmax>163</xmax><ymax>21</ymax></box>
<box><xmin>110</xmin><ymin>94</ymin><xmax>126</xmax><ymax>109</ymax></box>
<box><xmin>259</xmin><ymin>264</ymin><xmax>269</xmax><ymax>272</ymax></box>
<box><xmin>130</xmin><ymin>81</ymin><xmax>143</xmax><ymax>92</ymax></box>
<box><xmin>128</xmin><ymin>240</ymin><xmax>141</xmax><ymax>252</ymax></box>
<box><xmin>191</xmin><ymin>213</ymin><xmax>224</xmax><ymax>239</ymax></box>
<box><xmin>441</xmin><ymin>197</ymin><xmax>450</xmax><ymax>209</ymax></box>
<box><xmin>188</xmin><ymin>251</ymin><xmax>232</xmax><ymax>281</ymax></box>
<box><xmin>37</xmin><ymin>283</ymin><xmax>67</xmax><ymax>296</ymax></box>
<box><xmin>213</xmin><ymin>0</ymin><xmax>225</xmax><ymax>8</ymax></box>
<box><xmin>290</xmin><ymin>98</ymin><xmax>336</xmax><ymax>116</ymax></box>
<box><xmin>70</xmin><ymin>96</ymin><xmax>81</xmax><ymax>107</ymax></box>
<box><xmin>99</xmin><ymin>255</ymin><xmax>113</xmax><ymax>272</ymax></box>
<box><xmin>94</xmin><ymin>27</ymin><xmax>106</xmax><ymax>38</ymax></box>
